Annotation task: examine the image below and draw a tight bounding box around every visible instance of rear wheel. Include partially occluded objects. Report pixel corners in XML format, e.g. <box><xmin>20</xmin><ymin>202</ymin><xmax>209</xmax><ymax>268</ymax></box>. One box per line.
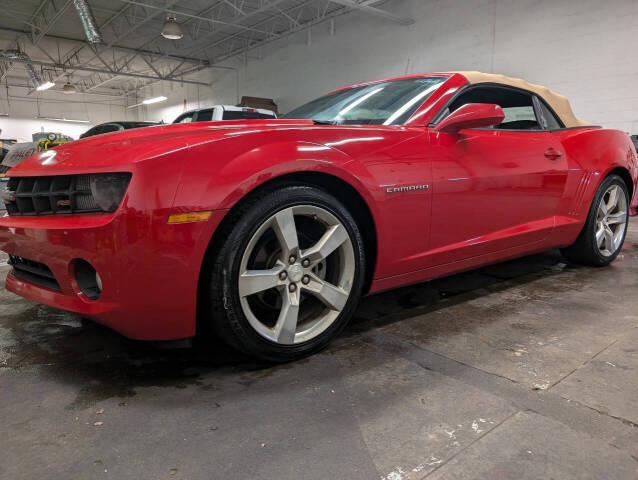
<box><xmin>561</xmin><ymin>174</ymin><xmax>629</xmax><ymax>266</ymax></box>
<box><xmin>204</xmin><ymin>186</ymin><xmax>365</xmax><ymax>361</ymax></box>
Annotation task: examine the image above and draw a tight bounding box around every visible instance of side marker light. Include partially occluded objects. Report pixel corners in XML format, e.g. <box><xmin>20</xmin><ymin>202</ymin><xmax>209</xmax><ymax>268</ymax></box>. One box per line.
<box><xmin>167</xmin><ymin>211</ymin><xmax>213</xmax><ymax>224</ymax></box>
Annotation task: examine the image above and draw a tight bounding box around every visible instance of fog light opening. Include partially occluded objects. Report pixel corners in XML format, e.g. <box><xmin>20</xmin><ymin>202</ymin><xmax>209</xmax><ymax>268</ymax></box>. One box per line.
<box><xmin>74</xmin><ymin>259</ymin><xmax>102</xmax><ymax>300</ymax></box>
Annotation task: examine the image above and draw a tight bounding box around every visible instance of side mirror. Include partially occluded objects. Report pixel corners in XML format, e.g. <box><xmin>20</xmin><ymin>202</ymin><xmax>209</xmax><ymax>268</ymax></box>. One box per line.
<box><xmin>435</xmin><ymin>103</ymin><xmax>504</xmax><ymax>134</ymax></box>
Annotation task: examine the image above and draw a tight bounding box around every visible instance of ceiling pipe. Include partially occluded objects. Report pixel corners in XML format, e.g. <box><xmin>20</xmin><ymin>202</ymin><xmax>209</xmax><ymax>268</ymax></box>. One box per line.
<box><xmin>0</xmin><ymin>50</ymin><xmax>41</xmax><ymax>89</ymax></box>
<box><xmin>72</xmin><ymin>0</ymin><xmax>104</xmax><ymax>44</ymax></box>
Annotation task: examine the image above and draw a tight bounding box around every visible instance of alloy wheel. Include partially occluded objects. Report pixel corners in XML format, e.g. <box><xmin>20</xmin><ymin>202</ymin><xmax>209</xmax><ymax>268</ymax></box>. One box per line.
<box><xmin>595</xmin><ymin>184</ymin><xmax>628</xmax><ymax>257</ymax></box>
<box><xmin>238</xmin><ymin>205</ymin><xmax>355</xmax><ymax>345</ymax></box>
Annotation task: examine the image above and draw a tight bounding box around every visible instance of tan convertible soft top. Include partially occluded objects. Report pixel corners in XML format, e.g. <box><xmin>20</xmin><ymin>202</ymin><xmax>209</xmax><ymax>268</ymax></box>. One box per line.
<box><xmin>453</xmin><ymin>71</ymin><xmax>589</xmax><ymax>128</ymax></box>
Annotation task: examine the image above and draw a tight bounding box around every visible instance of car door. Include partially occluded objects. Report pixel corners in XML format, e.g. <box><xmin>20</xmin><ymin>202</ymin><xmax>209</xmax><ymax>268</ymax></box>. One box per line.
<box><xmin>425</xmin><ymin>85</ymin><xmax>568</xmax><ymax>266</ymax></box>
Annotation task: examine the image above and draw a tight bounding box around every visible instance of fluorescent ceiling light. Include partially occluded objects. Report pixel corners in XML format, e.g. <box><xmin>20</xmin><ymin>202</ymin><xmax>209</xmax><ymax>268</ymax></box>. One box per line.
<box><xmin>142</xmin><ymin>96</ymin><xmax>167</xmax><ymax>105</ymax></box>
<box><xmin>36</xmin><ymin>81</ymin><xmax>55</xmax><ymax>91</ymax></box>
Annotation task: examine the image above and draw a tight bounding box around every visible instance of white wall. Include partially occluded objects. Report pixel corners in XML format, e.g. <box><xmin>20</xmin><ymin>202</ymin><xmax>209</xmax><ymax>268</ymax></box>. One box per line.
<box><xmin>0</xmin><ymin>87</ymin><xmax>128</xmax><ymax>141</ymax></box>
<box><xmin>0</xmin><ymin>118</ymin><xmax>91</xmax><ymax>143</ymax></box>
<box><xmin>146</xmin><ymin>0</ymin><xmax>638</xmax><ymax>133</ymax></box>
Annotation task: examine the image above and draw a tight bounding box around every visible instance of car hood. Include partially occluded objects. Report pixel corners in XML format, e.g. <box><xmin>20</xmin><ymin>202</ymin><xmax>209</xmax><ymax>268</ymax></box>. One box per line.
<box><xmin>8</xmin><ymin>120</ymin><xmax>316</xmax><ymax>176</ymax></box>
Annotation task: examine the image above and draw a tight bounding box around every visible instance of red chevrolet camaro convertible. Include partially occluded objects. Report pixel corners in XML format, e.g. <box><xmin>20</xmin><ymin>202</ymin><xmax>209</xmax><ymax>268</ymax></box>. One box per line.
<box><xmin>1</xmin><ymin>72</ymin><xmax>636</xmax><ymax>360</ymax></box>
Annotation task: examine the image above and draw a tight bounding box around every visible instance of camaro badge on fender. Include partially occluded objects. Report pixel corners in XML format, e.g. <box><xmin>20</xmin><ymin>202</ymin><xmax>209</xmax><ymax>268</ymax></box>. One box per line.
<box><xmin>386</xmin><ymin>184</ymin><xmax>429</xmax><ymax>194</ymax></box>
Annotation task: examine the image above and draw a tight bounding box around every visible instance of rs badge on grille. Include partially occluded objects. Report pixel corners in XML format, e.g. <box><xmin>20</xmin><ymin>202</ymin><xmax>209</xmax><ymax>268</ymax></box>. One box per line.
<box><xmin>57</xmin><ymin>199</ymin><xmax>71</xmax><ymax>207</ymax></box>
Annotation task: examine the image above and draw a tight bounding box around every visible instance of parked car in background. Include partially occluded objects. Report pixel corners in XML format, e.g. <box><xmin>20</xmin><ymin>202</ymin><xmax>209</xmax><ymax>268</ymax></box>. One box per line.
<box><xmin>1</xmin><ymin>72</ymin><xmax>636</xmax><ymax>362</ymax></box>
<box><xmin>172</xmin><ymin>105</ymin><xmax>277</xmax><ymax>123</ymax></box>
<box><xmin>80</xmin><ymin>121</ymin><xmax>159</xmax><ymax>139</ymax></box>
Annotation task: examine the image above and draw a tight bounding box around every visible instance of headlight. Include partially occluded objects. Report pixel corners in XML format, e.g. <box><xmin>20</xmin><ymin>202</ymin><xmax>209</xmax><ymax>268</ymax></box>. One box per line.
<box><xmin>89</xmin><ymin>173</ymin><xmax>132</xmax><ymax>212</ymax></box>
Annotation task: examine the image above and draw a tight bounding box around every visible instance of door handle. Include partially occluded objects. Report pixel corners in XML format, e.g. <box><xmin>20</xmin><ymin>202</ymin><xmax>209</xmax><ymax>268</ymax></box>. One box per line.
<box><xmin>544</xmin><ymin>148</ymin><xmax>562</xmax><ymax>160</ymax></box>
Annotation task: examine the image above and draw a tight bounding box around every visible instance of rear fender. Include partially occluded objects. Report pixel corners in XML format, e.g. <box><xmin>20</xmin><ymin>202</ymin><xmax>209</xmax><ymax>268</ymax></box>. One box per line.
<box><xmin>557</xmin><ymin>128</ymin><xmax>637</xmax><ymax>218</ymax></box>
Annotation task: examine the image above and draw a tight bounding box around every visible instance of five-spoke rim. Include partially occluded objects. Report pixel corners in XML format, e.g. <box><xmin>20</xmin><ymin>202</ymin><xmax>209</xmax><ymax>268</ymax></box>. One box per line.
<box><xmin>596</xmin><ymin>184</ymin><xmax>627</xmax><ymax>257</ymax></box>
<box><xmin>238</xmin><ymin>205</ymin><xmax>355</xmax><ymax>345</ymax></box>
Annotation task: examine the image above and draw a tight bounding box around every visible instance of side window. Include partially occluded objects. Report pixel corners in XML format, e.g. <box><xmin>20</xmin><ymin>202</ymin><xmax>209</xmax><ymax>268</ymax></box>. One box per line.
<box><xmin>445</xmin><ymin>86</ymin><xmax>543</xmax><ymax>131</ymax></box>
<box><xmin>223</xmin><ymin>110</ymin><xmax>260</xmax><ymax>120</ymax></box>
<box><xmin>101</xmin><ymin>124</ymin><xmax>121</xmax><ymax>134</ymax></box>
<box><xmin>195</xmin><ymin>109</ymin><xmax>214</xmax><ymax>122</ymax></box>
<box><xmin>174</xmin><ymin>113</ymin><xmax>194</xmax><ymax>124</ymax></box>
<box><xmin>536</xmin><ymin>99</ymin><xmax>562</xmax><ymax>130</ymax></box>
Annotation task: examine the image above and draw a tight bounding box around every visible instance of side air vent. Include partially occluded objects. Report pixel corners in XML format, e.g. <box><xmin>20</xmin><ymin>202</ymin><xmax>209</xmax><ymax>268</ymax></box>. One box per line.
<box><xmin>8</xmin><ymin>255</ymin><xmax>61</xmax><ymax>291</ymax></box>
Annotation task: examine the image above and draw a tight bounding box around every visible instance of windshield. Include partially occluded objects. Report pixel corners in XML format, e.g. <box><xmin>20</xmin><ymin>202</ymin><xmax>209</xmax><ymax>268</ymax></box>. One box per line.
<box><xmin>283</xmin><ymin>76</ymin><xmax>446</xmax><ymax>125</ymax></box>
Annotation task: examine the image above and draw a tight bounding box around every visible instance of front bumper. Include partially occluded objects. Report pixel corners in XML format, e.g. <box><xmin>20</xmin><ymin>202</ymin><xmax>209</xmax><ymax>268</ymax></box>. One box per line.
<box><xmin>0</xmin><ymin>209</ymin><xmax>226</xmax><ymax>340</ymax></box>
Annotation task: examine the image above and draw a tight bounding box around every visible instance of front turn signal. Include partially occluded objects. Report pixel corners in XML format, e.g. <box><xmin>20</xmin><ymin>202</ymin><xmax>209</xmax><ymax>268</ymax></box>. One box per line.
<box><xmin>167</xmin><ymin>211</ymin><xmax>213</xmax><ymax>224</ymax></box>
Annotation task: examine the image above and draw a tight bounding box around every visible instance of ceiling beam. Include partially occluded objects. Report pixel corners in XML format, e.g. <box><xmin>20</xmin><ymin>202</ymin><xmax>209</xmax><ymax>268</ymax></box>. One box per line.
<box><xmin>28</xmin><ymin>0</ymin><xmax>75</xmax><ymax>45</ymax></box>
<box><xmin>5</xmin><ymin>56</ymin><xmax>209</xmax><ymax>86</ymax></box>
<box><xmin>327</xmin><ymin>0</ymin><xmax>414</xmax><ymax>25</ymax></box>
<box><xmin>0</xmin><ymin>27</ymin><xmax>209</xmax><ymax>66</ymax></box>
<box><xmin>118</xmin><ymin>0</ymin><xmax>272</xmax><ymax>35</ymax></box>
<box><xmin>179</xmin><ymin>0</ymin><xmax>289</xmax><ymax>59</ymax></box>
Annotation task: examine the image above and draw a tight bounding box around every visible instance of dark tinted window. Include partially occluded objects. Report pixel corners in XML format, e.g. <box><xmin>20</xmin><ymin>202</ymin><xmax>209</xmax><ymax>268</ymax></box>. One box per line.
<box><xmin>173</xmin><ymin>112</ymin><xmax>195</xmax><ymax>124</ymax></box>
<box><xmin>222</xmin><ymin>110</ymin><xmax>274</xmax><ymax>120</ymax></box>
<box><xmin>445</xmin><ymin>86</ymin><xmax>543</xmax><ymax>130</ymax></box>
<box><xmin>537</xmin><ymin>100</ymin><xmax>563</xmax><ymax>129</ymax></box>
<box><xmin>81</xmin><ymin>127</ymin><xmax>99</xmax><ymax>137</ymax></box>
<box><xmin>101</xmin><ymin>124</ymin><xmax>121</xmax><ymax>134</ymax></box>
<box><xmin>123</xmin><ymin>123</ymin><xmax>155</xmax><ymax>130</ymax></box>
<box><xmin>196</xmin><ymin>109</ymin><xmax>215</xmax><ymax>121</ymax></box>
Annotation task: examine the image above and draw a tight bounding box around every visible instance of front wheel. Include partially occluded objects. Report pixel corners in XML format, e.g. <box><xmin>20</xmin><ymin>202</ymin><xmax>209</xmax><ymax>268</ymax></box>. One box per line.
<box><xmin>561</xmin><ymin>174</ymin><xmax>630</xmax><ymax>266</ymax></box>
<box><xmin>204</xmin><ymin>186</ymin><xmax>366</xmax><ymax>361</ymax></box>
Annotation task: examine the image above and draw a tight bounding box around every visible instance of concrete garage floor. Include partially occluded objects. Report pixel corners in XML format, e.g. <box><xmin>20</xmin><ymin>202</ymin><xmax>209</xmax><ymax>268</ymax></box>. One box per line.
<box><xmin>2</xmin><ymin>227</ymin><xmax>638</xmax><ymax>480</ymax></box>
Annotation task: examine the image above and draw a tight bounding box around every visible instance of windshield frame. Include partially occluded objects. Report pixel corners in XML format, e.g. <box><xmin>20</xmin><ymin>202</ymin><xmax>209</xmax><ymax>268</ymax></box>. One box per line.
<box><xmin>283</xmin><ymin>74</ymin><xmax>449</xmax><ymax>126</ymax></box>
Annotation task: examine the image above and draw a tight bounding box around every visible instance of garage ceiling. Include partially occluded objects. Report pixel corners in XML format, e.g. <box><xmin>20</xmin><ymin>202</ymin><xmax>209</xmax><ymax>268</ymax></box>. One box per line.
<box><xmin>0</xmin><ymin>0</ymin><xmax>412</xmax><ymax>103</ymax></box>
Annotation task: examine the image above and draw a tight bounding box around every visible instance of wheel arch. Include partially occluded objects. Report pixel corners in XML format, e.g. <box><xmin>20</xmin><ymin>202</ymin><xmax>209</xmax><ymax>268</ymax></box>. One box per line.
<box><xmin>605</xmin><ymin>166</ymin><xmax>634</xmax><ymax>199</ymax></box>
<box><xmin>196</xmin><ymin>171</ymin><xmax>379</xmax><ymax>334</ymax></box>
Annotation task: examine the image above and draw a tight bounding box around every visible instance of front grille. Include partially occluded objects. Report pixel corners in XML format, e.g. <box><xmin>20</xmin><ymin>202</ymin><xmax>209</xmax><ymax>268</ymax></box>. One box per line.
<box><xmin>8</xmin><ymin>254</ymin><xmax>61</xmax><ymax>291</ymax></box>
<box><xmin>3</xmin><ymin>175</ymin><xmax>100</xmax><ymax>216</ymax></box>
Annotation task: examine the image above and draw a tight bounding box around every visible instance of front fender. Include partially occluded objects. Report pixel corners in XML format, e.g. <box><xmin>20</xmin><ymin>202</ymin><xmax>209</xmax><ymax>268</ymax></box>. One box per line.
<box><xmin>171</xmin><ymin>139</ymin><xmax>380</xmax><ymax>218</ymax></box>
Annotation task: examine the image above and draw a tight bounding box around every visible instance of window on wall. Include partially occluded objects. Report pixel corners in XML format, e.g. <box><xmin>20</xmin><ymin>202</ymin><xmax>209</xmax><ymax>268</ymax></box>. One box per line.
<box><xmin>443</xmin><ymin>85</ymin><xmax>543</xmax><ymax>130</ymax></box>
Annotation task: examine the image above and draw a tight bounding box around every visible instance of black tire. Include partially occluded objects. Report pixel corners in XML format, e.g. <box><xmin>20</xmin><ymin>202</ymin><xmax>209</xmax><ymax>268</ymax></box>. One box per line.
<box><xmin>201</xmin><ymin>185</ymin><xmax>366</xmax><ymax>362</ymax></box>
<box><xmin>561</xmin><ymin>174</ymin><xmax>630</xmax><ymax>266</ymax></box>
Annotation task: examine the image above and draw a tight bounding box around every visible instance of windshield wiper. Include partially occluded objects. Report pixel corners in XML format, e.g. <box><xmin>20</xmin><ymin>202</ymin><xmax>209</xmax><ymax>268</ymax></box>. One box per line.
<box><xmin>311</xmin><ymin>119</ymin><xmax>339</xmax><ymax>125</ymax></box>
